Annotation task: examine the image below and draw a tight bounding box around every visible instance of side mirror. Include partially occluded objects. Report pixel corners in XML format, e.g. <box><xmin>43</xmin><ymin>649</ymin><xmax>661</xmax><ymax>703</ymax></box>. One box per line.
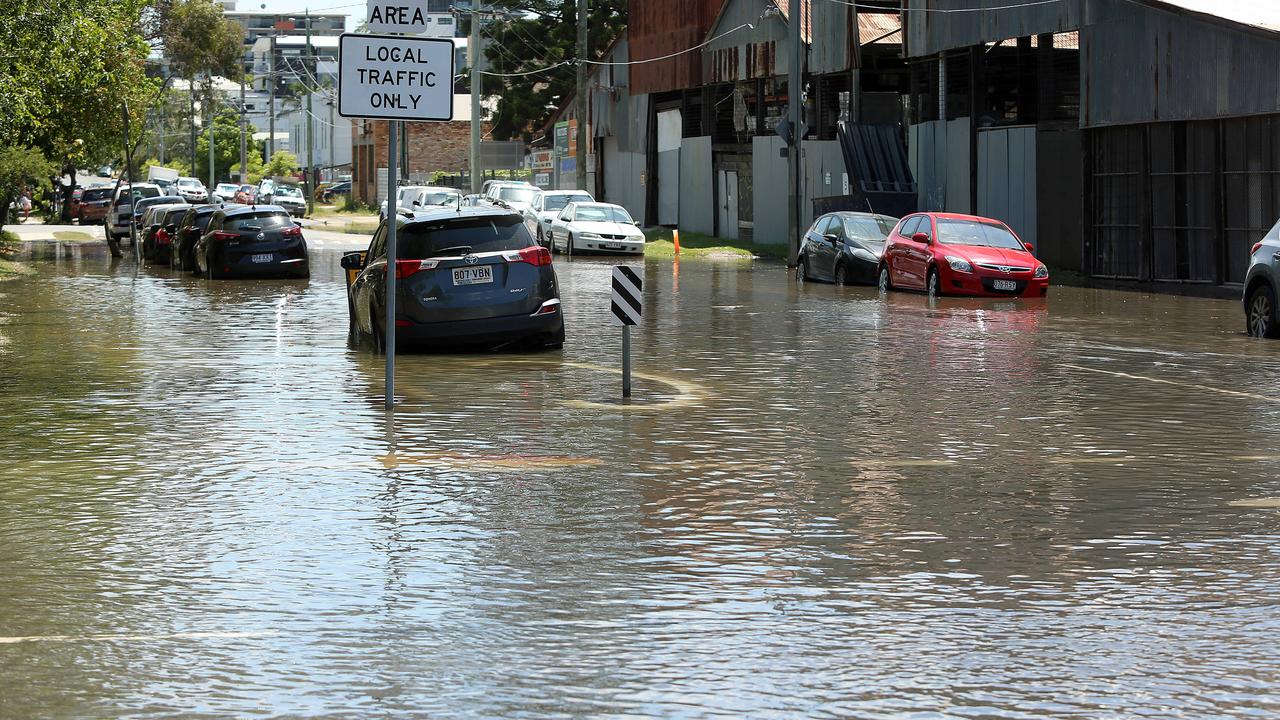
<box><xmin>1023</xmin><ymin>242</ymin><xmax>1035</xmax><ymax>254</ymax></box>
<box><xmin>912</xmin><ymin>231</ymin><xmax>931</xmax><ymax>244</ymax></box>
<box><xmin>634</xmin><ymin>220</ymin><xmax>643</xmax><ymax>228</ymax></box>
<box><xmin>412</xmin><ymin>200</ymin><xmax>421</xmax><ymax>207</ymax></box>
<box><xmin>293</xmin><ymin>220</ymin><xmax>303</xmax><ymax>227</ymax></box>
<box><xmin>824</xmin><ymin>233</ymin><xmax>841</xmax><ymax>245</ymax></box>
<box><xmin>340</xmin><ymin>252</ymin><xmax>365</xmax><ymax>270</ymax></box>
<box><xmin>165</xmin><ymin>224</ymin><xmax>177</xmax><ymax>233</ymax></box>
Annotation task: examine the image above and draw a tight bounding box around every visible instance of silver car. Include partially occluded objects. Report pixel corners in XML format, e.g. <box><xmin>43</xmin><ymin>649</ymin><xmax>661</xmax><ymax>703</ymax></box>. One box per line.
<box><xmin>1245</xmin><ymin>220</ymin><xmax>1280</xmax><ymax>337</ymax></box>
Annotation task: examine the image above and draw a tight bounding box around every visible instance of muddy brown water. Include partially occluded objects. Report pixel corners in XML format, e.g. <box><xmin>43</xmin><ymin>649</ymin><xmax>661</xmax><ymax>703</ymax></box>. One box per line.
<box><xmin>1</xmin><ymin>250</ymin><xmax>1278</xmax><ymax>718</ymax></box>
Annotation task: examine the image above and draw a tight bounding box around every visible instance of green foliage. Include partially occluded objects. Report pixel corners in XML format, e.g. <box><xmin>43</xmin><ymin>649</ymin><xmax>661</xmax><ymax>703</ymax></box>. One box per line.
<box><xmin>194</xmin><ymin>113</ymin><xmax>264</xmax><ymax>185</ymax></box>
<box><xmin>263</xmin><ymin>151</ymin><xmax>301</xmax><ymax>179</ymax></box>
<box><xmin>0</xmin><ymin>145</ymin><xmax>57</xmax><ymax>235</ymax></box>
<box><xmin>472</xmin><ymin>1</ymin><xmax>627</xmax><ymax>141</ymax></box>
<box><xmin>155</xmin><ymin>0</ymin><xmax>245</xmax><ymax>84</ymax></box>
<box><xmin>231</xmin><ymin>152</ymin><xmax>267</xmax><ymax>185</ymax></box>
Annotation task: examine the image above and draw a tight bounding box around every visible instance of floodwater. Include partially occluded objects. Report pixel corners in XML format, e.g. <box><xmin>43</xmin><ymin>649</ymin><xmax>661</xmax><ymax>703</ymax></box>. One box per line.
<box><xmin>2</xmin><ymin>247</ymin><xmax>1279</xmax><ymax>718</ymax></box>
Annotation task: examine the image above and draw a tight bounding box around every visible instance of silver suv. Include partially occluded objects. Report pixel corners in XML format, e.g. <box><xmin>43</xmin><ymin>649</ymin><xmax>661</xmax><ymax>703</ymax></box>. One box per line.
<box><xmin>1245</xmin><ymin>220</ymin><xmax>1280</xmax><ymax>337</ymax></box>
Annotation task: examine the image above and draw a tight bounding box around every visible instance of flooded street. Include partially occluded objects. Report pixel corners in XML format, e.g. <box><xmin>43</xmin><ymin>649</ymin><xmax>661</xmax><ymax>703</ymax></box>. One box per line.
<box><xmin>2</xmin><ymin>247</ymin><xmax>1279</xmax><ymax>718</ymax></box>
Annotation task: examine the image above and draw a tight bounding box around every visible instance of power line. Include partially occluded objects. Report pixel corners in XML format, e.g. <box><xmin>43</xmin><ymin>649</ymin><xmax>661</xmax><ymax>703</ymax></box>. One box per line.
<box><xmin>825</xmin><ymin>0</ymin><xmax>1062</xmax><ymax>11</ymax></box>
<box><xmin>582</xmin><ymin>21</ymin><xmax>757</xmax><ymax>66</ymax></box>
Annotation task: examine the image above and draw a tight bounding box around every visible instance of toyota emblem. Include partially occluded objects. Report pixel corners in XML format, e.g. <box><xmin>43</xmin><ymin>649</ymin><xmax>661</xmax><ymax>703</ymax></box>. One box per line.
<box><xmin>256</xmin><ymin>232</ymin><xmax>265</xmax><ymax>241</ymax></box>
<box><xmin>998</xmin><ymin>266</ymin><xmax>1012</xmax><ymax>274</ymax></box>
<box><xmin>464</xmin><ymin>254</ymin><xmax>480</xmax><ymax>265</ymax></box>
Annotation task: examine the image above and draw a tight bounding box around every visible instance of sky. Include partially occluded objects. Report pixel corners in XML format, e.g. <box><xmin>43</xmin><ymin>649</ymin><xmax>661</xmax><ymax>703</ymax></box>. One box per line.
<box><xmin>233</xmin><ymin>0</ymin><xmax>363</xmax><ymax>31</ymax></box>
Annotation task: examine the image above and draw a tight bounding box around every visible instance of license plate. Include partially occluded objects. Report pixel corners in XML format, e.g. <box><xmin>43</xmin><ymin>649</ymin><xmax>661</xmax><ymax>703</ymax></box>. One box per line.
<box><xmin>993</xmin><ymin>279</ymin><xmax>1018</xmax><ymax>291</ymax></box>
<box><xmin>453</xmin><ymin>266</ymin><xmax>493</xmax><ymax>285</ymax></box>
<box><xmin>251</xmin><ymin>253</ymin><xmax>272</xmax><ymax>263</ymax></box>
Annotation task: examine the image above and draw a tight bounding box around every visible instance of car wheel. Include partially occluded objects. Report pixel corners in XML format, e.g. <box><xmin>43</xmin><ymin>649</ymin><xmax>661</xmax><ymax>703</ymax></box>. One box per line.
<box><xmin>796</xmin><ymin>256</ymin><xmax>808</xmax><ymax>282</ymax></box>
<box><xmin>1248</xmin><ymin>283</ymin><xmax>1279</xmax><ymax>338</ymax></box>
<box><xmin>834</xmin><ymin>263</ymin><xmax>848</xmax><ymax>286</ymax></box>
<box><xmin>878</xmin><ymin>264</ymin><xmax>893</xmax><ymax>293</ymax></box>
<box><xmin>566</xmin><ymin>234</ymin><xmax>574</xmax><ymax>258</ymax></box>
<box><xmin>927</xmin><ymin>267</ymin><xmax>941</xmax><ymax>298</ymax></box>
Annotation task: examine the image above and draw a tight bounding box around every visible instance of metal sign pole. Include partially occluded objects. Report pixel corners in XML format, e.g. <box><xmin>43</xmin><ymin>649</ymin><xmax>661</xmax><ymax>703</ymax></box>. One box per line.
<box><xmin>385</xmin><ymin>120</ymin><xmax>399</xmax><ymax>409</ymax></box>
<box><xmin>622</xmin><ymin>325</ymin><xmax>631</xmax><ymax>398</ymax></box>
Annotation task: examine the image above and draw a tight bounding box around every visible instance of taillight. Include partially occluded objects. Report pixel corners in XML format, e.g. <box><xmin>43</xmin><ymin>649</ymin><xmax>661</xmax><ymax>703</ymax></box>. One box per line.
<box><xmin>213</xmin><ymin>231</ymin><xmax>238</xmax><ymax>242</ymax></box>
<box><xmin>1252</xmin><ymin>242</ymin><xmax>1264</xmax><ymax>256</ymax></box>
<box><xmin>503</xmin><ymin>246</ymin><xmax>552</xmax><ymax>267</ymax></box>
<box><xmin>395</xmin><ymin>259</ymin><xmax>439</xmax><ymax>279</ymax></box>
<box><xmin>282</xmin><ymin>225</ymin><xmax>302</xmax><ymax>238</ymax></box>
<box><xmin>532</xmin><ymin>299</ymin><xmax>561</xmax><ymax>316</ymax></box>
<box><xmin>156</xmin><ymin>229</ymin><xmax>170</xmax><ymax>244</ymax></box>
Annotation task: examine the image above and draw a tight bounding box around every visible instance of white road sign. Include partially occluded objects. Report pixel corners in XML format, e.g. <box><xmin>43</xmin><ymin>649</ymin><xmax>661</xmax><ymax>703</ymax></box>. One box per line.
<box><xmin>337</xmin><ymin>34</ymin><xmax>455</xmax><ymax>122</ymax></box>
<box><xmin>366</xmin><ymin>1</ymin><xmax>433</xmax><ymax>34</ymax></box>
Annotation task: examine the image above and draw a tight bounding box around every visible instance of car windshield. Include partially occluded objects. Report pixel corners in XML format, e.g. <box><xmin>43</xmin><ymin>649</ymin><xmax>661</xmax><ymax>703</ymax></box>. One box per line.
<box><xmin>178</xmin><ymin>179</ymin><xmax>200</xmax><ymax>187</ymax></box>
<box><xmin>218</xmin><ymin>184</ymin><xmax>238</xmax><ymax>192</ymax></box>
<box><xmin>937</xmin><ymin>218</ymin><xmax>1025</xmax><ymax>249</ymax></box>
<box><xmin>575</xmin><ymin>205</ymin><xmax>632</xmax><ymax>223</ymax></box>
<box><xmin>498</xmin><ymin>187</ymin><xmax>536</xmax><ymax>203</ymax></box>
<box><xmin>400</xmin><ymin>215</ymin><xmax>533</xmax><ymax>258</ymax></box>
<box><xmin>128</xmin><ymin>187</ymin><xmax>161</xmax><ymax>201</ymax></box>
<box><xmin>276</xmin><ymin>186</ymin><xmax>302</xmax><ymax>198</ymax></box>
<box><xmin>226</xmin><ymin>212</ymin><xmax>293</xmax><ymax>231</ymax></box>
<box><xmin>418</xmin><ymin>191</ymin><xmax>458</xmax><ymax>207</ymax></box>
<box><xmin>545</xmin><ymin>194</ymin><xmax>591</xmax><ymax>212</ymax></box>
<box><xmin>841</xmin><ymin>215</ymin><xmax>895</xmax><ymax>245</ymax></box>
<box><xmin>164</xmin><ymin>208</ymin><xmax>188</xmax><ymax>223</ymax></box>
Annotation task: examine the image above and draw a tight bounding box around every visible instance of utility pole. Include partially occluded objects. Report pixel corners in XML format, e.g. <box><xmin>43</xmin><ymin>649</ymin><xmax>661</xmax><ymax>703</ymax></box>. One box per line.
<box><xmin>469</xmin><ymin>2</ymin><xmax>483</xmax><ymax>194</ymax></box>
<box><xmin>208</xmin><ymin>80</ymin><xmax>216</xmax><ymax>195</ymax></box>
<box><xmin>575</xmin><ymin>0</ymin><xmax>588</xmax><ymax>192</ymax></box>
<box><xmin>305</xmin><ymin>9</ymin><xmax>315</xmax><ymax>215</ymax></box>
<box><xmin>269</xmin><ymin>34</ymin><xmax>277</xmax><ymax>161</ymax></box>
<box><xmin>190</xmin><ymin>84</ymin><xmax>197</xmax><ymax>176</ymax></box>
<box><xmin>787</xmin><ymin>0</ymin><xmax>804</xmax><ymax>266</ymax></box>
<box><xmin>850</xmin><ymin>2</ymin><xmax>861</xmax><ymax>123</ymax></box>
<box><xmin>240</xmin><ymin>58</ymin><xmax>248</xmax><ymax>188</ymax></box>
<box><xmin>329</xmin><ymin>97</ymin><xmax>336</xmax><ymax>187</ymax></box>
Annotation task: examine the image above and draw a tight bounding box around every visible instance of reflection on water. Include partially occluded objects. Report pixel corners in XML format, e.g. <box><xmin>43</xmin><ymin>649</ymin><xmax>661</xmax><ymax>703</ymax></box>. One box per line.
<box><xmin>1</xmin><ymin>252</ymin><xmax>1278</xmax><ymax>717</ymax></box>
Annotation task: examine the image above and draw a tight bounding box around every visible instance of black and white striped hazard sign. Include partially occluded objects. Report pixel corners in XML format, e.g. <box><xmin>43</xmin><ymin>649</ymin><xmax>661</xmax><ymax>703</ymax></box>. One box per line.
<box><xmin>610</xmin><ymin>266</ymin><xmax>643</xmax><ymax>326</ymax></box>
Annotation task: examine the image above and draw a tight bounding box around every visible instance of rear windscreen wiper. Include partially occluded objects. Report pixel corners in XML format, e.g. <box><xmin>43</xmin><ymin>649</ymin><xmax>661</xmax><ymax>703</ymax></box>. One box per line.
<box><xmin>430</xmin><ymin>245</ymin><xmax>473</xmax><ymax>257</ymax></box>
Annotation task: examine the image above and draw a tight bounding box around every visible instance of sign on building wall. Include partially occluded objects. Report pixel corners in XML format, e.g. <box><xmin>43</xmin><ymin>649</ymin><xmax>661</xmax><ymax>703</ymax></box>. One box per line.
<box><xmin>532</xmin><ymin>150</ymin><xmax>554</xmax><ymax>171</ymax></box>
<box><xmin>337</xmin><ymin>34</ymin><xmax>454</xmax><ymax>122</ymax></box>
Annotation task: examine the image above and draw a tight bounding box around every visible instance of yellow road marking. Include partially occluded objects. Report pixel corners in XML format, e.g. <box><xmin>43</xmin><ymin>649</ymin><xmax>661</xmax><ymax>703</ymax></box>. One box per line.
<box><xmin>0</xmin><ymin>631</ymin><xmax>279</xmax><ymax>645</ymax></box>
<box><xmin>1062</xmin><ymin>364</ymin><xmax>1280</xmax><ymax>403</ymax></box>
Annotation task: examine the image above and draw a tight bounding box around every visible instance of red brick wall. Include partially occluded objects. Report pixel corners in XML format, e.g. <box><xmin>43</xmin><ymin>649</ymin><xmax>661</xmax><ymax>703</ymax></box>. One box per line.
<box><xmin>353</xmin><ymin>120</ymin><xmax>493</xmax><ymax>203</ymax></box>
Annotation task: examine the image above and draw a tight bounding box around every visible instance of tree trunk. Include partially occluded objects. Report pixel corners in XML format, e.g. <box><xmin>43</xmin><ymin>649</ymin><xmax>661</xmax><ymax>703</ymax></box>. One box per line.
<box><xmin>60</xmin><ymin>165</ymin><xmax>77</xmax><ymax>224</ymax></box>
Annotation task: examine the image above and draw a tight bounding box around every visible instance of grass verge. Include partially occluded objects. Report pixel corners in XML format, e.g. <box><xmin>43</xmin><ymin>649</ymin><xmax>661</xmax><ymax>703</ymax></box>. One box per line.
<box><xmin>0</xmin><ymin>231</ymin><xmax>30</xmax><ymax>280</ymax></box>
<box><xmin>52</xmin><ymin>231</ymin><xmax>94</xmax><ymax>242</ymax></box>
<box><xmin>643</xmin><ymin>228</ymin><xmax>787</xmax><ymax>260</ymax></box>
<box><xmin>339</xmin><ymin>222</ymin><xmax>380</xmax><ymax>236</ymax></box>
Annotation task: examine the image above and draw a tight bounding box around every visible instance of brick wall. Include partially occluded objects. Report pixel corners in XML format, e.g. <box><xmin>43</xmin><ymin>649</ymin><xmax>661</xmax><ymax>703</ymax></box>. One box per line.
<box><xmin>354</xmin><ymin>119</ymin><xmax>492</xmax><ymax>203</ymax></box>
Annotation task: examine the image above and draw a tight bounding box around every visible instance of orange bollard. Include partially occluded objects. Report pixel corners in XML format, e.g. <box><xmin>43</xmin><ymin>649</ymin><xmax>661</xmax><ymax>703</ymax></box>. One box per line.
<box><xmin>673</xmin><ymin>229</ymin><xmax>681</xmax><ymax>255</ymax></box>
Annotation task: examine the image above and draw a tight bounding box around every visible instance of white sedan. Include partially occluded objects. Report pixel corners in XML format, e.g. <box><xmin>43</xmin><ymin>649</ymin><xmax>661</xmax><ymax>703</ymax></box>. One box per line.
<box><xmin>548</xmin><ymin>202</ymin><xmax>645</xmax><ymax>256</ymax></box>
<box><xmin>524</xmin><ymin>190</ymin><xmax>593</xmax><ymax>247</ymax></box>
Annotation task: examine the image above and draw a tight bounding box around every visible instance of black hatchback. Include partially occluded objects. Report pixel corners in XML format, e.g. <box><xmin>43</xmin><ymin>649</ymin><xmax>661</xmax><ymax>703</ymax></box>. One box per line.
<box><xmin>194</xmin><ymin>205</ymin><xmax>309</xmax><ymax>279</ymax></box>
<box><xmin>172</xmin><ymin>203</ymin><xmax>234</xmax><ymax>272</ymax></box>
<box><xmin>342</xmin><ymin>208</ymin><xmax>564</xmax><ymax>350</ymax></box>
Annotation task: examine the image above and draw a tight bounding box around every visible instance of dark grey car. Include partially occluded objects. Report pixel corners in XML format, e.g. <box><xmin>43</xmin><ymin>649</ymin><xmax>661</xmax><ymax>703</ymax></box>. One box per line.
<box><xmin>343</xmin><ymin>208</ymin><xmax>564</xmax><ymax>351</ymax></box>
<box><xmin>797</xmin><ymin>212</ymin><xmax>898</xmax><ymax>285</ymax></box>
<box><xmin>1244</xmin><ymin>221</ymin><xmax>1280</xmax><ymax>337</ymax></box>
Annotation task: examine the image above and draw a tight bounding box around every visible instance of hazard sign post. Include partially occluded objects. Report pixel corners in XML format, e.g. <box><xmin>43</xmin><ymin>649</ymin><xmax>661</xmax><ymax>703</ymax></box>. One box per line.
<box><xmin>339</xmin><ymin>28</ymin><xmax>454</xmax><ymax>410</ymax></box>
<box><xmin>611</xmin><ymin>266</ymin><xmax>643</xmax><ymax>398</ymax></box>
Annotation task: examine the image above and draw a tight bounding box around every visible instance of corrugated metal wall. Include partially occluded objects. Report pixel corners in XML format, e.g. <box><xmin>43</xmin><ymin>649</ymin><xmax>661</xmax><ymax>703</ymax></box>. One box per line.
<box><xmin>628</xmin><ymin>0</ymin><xmax>724</xmax><ymax>94</ymax></box>
<box><xmin>704</xmin><ymin>0</ymin><xmax>791</xmax><ymax>81</ymax></box>
<box><xmin>679</xmin><ymin>137</ymin><xmax>716</xmax><ymax>235</ymax></box>
<box><xmin>977</xmin><ymin>126</ymin><xmax>1037</xmax><ymax>245</ymax></box>
<box><xmin>904</xmin><ymin>0</ymin><xmax>1084</xmax><ymax>58</ymax></box>
<box><xmin>810</xmin><ymin>0</ymin><xmax>850</xmax><ymax>74</ymax></box>
<box><xmin>908</xmin><ymin>119</ymin><xmax>969</xmax><ymax>212</ymax></box>
<box><xmin>753</xmin><ymin>136</ymin><xmax>789</xmax><ymax>244</ymax></box>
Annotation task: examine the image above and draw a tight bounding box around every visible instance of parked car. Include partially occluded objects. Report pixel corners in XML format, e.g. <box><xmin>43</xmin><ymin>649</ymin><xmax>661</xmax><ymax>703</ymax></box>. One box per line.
<box><xmin>406</xmin><ymin>186</ymin><xmax>462</xmax><ymax>212</ymax></box>
<box><xmin>212</xmin><ymin>183</ymin><xmax>241</xmax><ymax>203</ymax></box>
<box><xmin>175</xmin><ymin>177</ymin><xmax>209</xmax><ymax>203</ymax></box>
<box><xmin>172</xmin><ymin>203</ymin><xmax>231</xmax><ymax>272</ymax></box>
<box><xmin>1243</xmin><ymin>221</ymin><xmax>1280</xmax><ymax>337</ymax></box>
<box><xmin>488</xmin><ymin>183</ymin><xmax>539</xmax><ymax>215</ymax></box>
<box><xmin>878</xmin><ymin>212</ymin><xmax>1049</xmax><ymax>298</ymax></box>
<box><xmin>524</xmin><ymin>190</ymin><xmax>593</xmax><ymax>247</ymax></box>
<box><xmin>257</xmin><ymin>179</ymin><xmax>277</xmax><ymax>203</ymax></box>
<box><xmin>195</xmin><ymin>205</ymin><xmax>309</xmax><ymax>279</ymax></box>
<box><xmin>341</xmin><ymin>207</ymin><xmax>564</xmax><ymax>351</ymax></box>
<box><xmin>142</xmin><ymin>205</ymin><xmax>192</xmax><ymax>264</ymax></box>
<box><xmin>548</xmin><ymin>202</ymin><xmax>645</xmax><ymax>256</ymax></box>
<box><xmin>108</xmin><ymin>183</ymin><xmax>162</xmax><ymax>241</ymax></box>
<box><xmin>460</xmin><ymin>194</ymin><xmax>486</xmax><ymax>208</ymax></box>
<box><xmin>75</xmin><ymin>186</ymin><xmax>114</xmax><ymax>225</ymax></box>
<box><xmin>320</xmin><ymin>181</ymin><xmax>351</xmax><ymax>203</ymax></box>
<box><xmin>132</xmin><ymin>195</ymin><xmax>187</xmax><ymax>233</ymax></box>
<box><xmin>797</xmin><ymin>212</ymin><xmax>898</xmax><ymax>285</ymax></box>
<box><xmin>378</xmin><ymin>185</ymin><xmax>427</xmax><ymax>221</ymax></box>
<box><xmin>97</xmin><ymin>166</ymin><xmax>113</xmax><ymax>177</ymax></box>
<box><xmin>271</xmin><ymin>184</ymin><xmax>307</xmax><ymax>217</ymax></box>
<box><xmin>233</xmin><ymin>184</ymin><xmax>257</xmax><ymax>204</ymax></box>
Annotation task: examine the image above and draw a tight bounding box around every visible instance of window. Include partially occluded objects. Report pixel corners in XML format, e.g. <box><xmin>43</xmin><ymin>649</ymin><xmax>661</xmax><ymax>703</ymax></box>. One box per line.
<box><xmin>497</xmin><ymin>186</ymin><xmax>536</xmax><ymax>203</ymax></box>
<box><xmin>82</xmin><ymin>188</ymin><xmax>112</xmax><ymax>202</ymax></box>
<box><xmin>544</xmin><ymin>193</ymin><xmax>591</xmax><ymax>212</ymax></box>
<box><xmin>399</xmin><ymin>215</ymin><xmax>535</xmax><ymax>258</ymax></box>
<box><xmin>225</xmin><ymin>212</ymin><xmax>293</xmax><ymax>231</ymax></box>
<box><xmin>936</xmin><ymin>218</ymin><xmax>1023</xmax><ymax>249</ymax></box>
<box><xmin>900</xmin><ymin>216</ymin><xmax>922</xmax><ymax>237</ymax></box>
<box><xmin>841</xmin><ymin>215</ymin><xmax>895</xmax><ymax>244</ymax></box>
<box><xmin>812</xmin><ymin>217</ymin><xmax>832</xmax><ymax>236</ymax></box>
<box><xmin>573</xmin><ymin>205</ymin><xmax>633</xmax><ymax>223</ymax></box>
<box><xmin>368</xmin><ymin>224</ymin><xmax>387</xmax><ymax>260</ymax></box>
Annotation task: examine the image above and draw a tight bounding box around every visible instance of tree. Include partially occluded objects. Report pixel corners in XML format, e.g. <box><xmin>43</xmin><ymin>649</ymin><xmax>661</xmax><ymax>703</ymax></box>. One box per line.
<box><xmin>0</xmin><ymin>146</ymin><xmax>57</xmax><ymax>235</ymax></box>
<box><xmin>195</xmin><ymin>113</ymin><xmax>265</xmax><ymax>184</ymax></box>
<box><xmin>470</xmin><ymin>1</ymin><xmax>627</xmax><ymax>141</ymax></box>
<box><xmin>230</xmin><ymin>153</ymin><xmax>266</xmax><ymax>185</ymax></box>
<box><xmin>263</xmin><ymin>151</ymin><xmax>301</xmax><ymax>180</ymax></box>
<box><xmin>0</xmin><ymin>0</ymin><xmax>161</xmax><ymax>221</ymax></box>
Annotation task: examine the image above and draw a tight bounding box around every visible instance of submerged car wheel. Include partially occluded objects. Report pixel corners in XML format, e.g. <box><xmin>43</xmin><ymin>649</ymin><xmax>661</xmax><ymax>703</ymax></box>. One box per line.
<box><xmin>796</xmin><ymin>257</ymin><xmax>808</xmax><ymax>282</ymax></box>
<box><xmin>834</xmin><ymin>263</ymin><xmax>848</xmax><ymax>286</ymax></box>
<box><xmin>927</xmin><ymin>268</ymin><xmax>941</xmax><ymax>298</ymax></box>
<box><xmin>878</xmin><ymin>264</ymin><xmax>892</xmax><ymax>293</ymax></box>
<box><xmin>1248</xmin><ymin>283</ymin><xmax>1279</xmax><ymax>338</ymax></box>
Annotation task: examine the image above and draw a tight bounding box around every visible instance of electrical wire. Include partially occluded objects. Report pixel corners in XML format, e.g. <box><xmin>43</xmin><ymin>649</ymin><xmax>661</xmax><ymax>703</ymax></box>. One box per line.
<box><xmin>581</xmin><ymin>21</ymin><xmax>757</xmax><ymax>66</ymax></box>
<box><xmin>825</xmin><ymin>0</ymin><xmax>1063</xmax><ymax>11</ymax></box>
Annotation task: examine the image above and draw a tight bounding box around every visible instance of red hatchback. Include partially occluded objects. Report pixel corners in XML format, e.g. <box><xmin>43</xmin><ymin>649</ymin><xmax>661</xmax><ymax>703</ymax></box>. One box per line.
<box><xmin>879</xmin><ymin>212</ymin><xmax>1049</xmax><ymax>298</ymax></box>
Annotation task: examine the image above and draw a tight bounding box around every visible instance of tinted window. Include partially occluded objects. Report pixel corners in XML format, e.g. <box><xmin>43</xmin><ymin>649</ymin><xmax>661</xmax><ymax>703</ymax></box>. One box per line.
<box><xmin>368</xmin><ymin>224</ymin><xmax>388</xmax><ymax>260</ymax></box>
<box><xmin>899</xmin><ymin>216</ymin><xmax>921</xmax><ymax>237</ymax></box>
<box><xmin>841</xmin><ymin>215</ymin><xmax>895</xmax><ymax>244</ymax></box>
<box><xmin>418</xmin><ymin>191</ymin><xmax>458</xmax><ymax>206</ymax></box>
<box><xmin>544</xmin><ymin>194</ymin><xmax>591</xmax><ymax>212</ymax></box>
<box><xmin>82</xmin><ymin>188</ymin><xmax>112</xmax><ymax>202</ymax></box>
<box><xmin>165</xmin><ymin>208</ymin><xmax>189</xmax><ymax>223</ymax></box>
<box><xmin>574</xmin><ymin>205</ymin><xmax>633</xmax><ymax>223</ymax></box>
<box><xmin>129</xmin><ymin>187</ymin><xmax>161</xmax><ymax>202</ymax></box>
<box><xmin>399</xmin><ymin>215</ymin><xmax>534</xmax><ymax>259</ymax></box>
<box><xmin>936</xmin><ymin>218</ymin><xmax>1023</xmax><ymax>249</ymax></box>
<box><xmin>225</xmin><ymin>212</ymin><xmax>293</xmax><ymax>231</ymax></box>
<box><xmin>498</xmin><ymin>187</ymin><xmax>536</xmax><ymax>203</ymax></box>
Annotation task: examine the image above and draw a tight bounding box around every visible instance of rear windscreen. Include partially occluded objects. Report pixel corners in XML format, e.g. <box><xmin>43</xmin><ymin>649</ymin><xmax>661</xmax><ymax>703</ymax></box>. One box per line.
<box><xmin>82</xmin><ymin>189</ymin><xmax>112</xmax><ymax>202</ymax></box>
<box><xmin>400</xmin><ymin>216</ymin><xmax>534</xmax><ymax>258</ymax></box>
<box><xmin>225</xmin><ymin>212</ymin><xmax>293</xmax><ymax>231</ymax></box>
<box><xmin>165</xmin><ymin>208</ymin><xmax>189</xmax><ymax>224</ymax></box>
